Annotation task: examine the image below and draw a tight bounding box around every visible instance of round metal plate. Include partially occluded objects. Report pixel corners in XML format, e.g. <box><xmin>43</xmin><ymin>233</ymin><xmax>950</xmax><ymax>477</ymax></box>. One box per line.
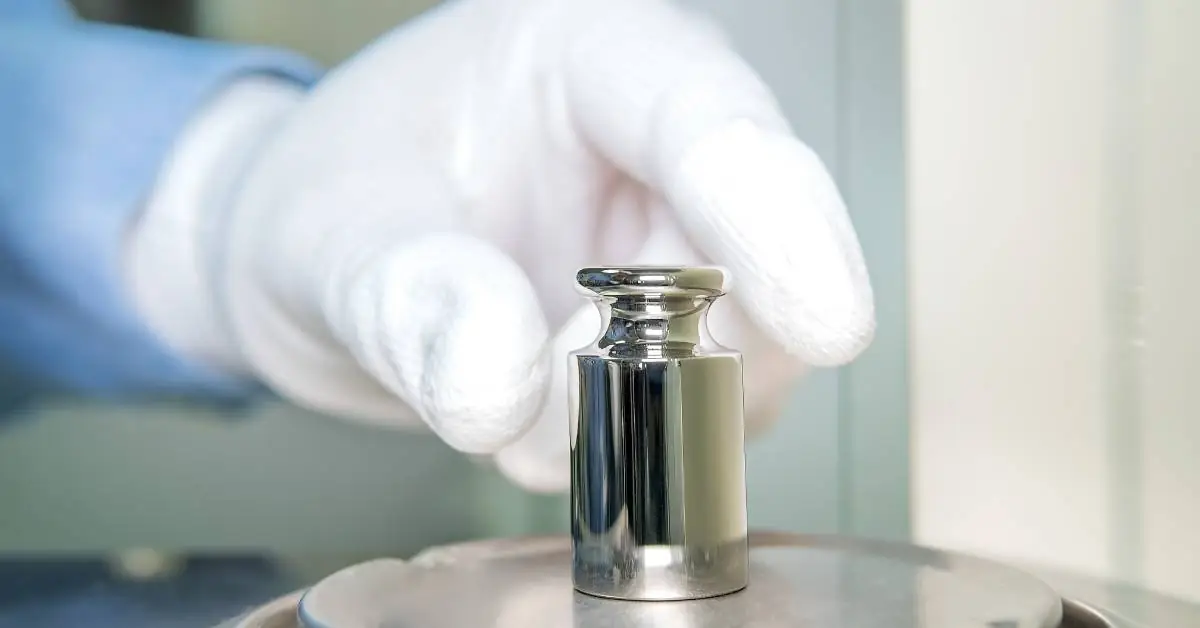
<box><xmin>297</xmin><ymin>532</ymin><xmax>1063</xmax><ymax>627</ymax></box>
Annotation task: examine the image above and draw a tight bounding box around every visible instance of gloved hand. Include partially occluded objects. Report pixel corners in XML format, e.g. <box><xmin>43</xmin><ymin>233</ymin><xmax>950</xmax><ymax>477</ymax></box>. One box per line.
<box><xmin>126</xmin><ymin>0</ymin><xmax>875</xmax><ymax>492</ymax></box>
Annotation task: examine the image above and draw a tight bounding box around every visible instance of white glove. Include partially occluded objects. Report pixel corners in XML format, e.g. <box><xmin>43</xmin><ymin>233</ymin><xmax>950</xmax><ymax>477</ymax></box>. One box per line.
<box><xmin>126</xmin><ymin>0</ymin><xmax>875</xmax><ymax>492</ymax></box>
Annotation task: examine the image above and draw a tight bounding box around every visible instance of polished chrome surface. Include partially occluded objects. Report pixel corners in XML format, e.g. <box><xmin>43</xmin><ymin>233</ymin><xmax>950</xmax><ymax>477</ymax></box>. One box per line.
<box><xmin>569</xmin><ymin>266</ymin><xmax>749</xmax><ymax>601</ymax></box>
<box><xmin>287</xmin><ymin>532</ymin><xmax>1089</xmax><ymax>628</ymax></box>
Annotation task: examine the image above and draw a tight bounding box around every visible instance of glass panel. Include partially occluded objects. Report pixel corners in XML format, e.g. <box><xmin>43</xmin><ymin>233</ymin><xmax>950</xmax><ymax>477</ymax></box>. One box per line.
<box><xmin>2</xmin><ymin>0</ymin><xmax>912</xmax><ymax>555</ymax></box>
<box><xmin>907</xmin><ymin>0</ymin><xmax>1200</xmax><ymax>604</ymax></box>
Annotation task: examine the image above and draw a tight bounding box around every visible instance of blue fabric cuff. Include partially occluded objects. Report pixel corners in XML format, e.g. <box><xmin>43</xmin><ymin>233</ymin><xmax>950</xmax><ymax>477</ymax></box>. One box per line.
<box><xmin>0</xmin><ymin>16</ymin><xmax>322</xmax><ymax>404</ymax></box>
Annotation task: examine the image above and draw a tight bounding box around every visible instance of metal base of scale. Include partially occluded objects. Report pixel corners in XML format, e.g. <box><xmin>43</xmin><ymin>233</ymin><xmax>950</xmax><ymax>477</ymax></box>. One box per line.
<box><xmin>225</xmin><ymin>531</ymin><xmax>1200</xmax><ymax>627</ymax></box>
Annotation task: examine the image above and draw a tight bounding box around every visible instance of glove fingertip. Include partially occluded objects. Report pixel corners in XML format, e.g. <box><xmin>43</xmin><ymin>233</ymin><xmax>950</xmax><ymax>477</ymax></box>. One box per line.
<box><xmin>666</xmin><ymin>120</ymin><xmax>877</xmax><ymax>367</ymax></box>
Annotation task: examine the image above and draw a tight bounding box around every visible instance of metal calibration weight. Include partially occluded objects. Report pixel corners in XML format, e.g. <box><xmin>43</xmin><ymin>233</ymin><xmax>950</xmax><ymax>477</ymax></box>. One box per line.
<box><xmin>569</xmin><ymin>266</ymin><xmax>749</xmax><ymax>601</ymax></box>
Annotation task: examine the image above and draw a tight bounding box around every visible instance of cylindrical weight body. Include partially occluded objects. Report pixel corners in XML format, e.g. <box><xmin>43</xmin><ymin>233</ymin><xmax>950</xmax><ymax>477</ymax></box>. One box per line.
<box><xmin>569</xmin><ymin>267</ymin><xmax>749</xmax><ymax>601</ymax></box>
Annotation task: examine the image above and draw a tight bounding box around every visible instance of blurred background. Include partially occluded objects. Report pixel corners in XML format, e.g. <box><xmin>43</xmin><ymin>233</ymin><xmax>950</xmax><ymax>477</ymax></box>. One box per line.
<box><xmin>1</xmin><ymin>0</ymin><xmax>1196</xmax><ymax>625</ymax></box>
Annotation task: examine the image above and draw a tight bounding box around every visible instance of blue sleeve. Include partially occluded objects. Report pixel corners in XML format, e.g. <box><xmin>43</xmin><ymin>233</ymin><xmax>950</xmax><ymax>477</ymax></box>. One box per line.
<box><xmin>0</xmin><ymin>2</ymin><xmax>323</xmax><ymax>407</ymax></box>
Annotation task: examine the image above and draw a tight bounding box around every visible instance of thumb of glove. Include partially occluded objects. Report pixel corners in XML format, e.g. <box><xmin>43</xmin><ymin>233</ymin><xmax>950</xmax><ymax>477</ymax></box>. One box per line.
<box><xmin>228</xmin><ymin>227</ymin><xmax>551</xmax><ymax>454</ymax></box>
<box><xmin>319</xmin><ymin>233</ymin><xmax>552</xmax><ymax>453</ymax></box>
